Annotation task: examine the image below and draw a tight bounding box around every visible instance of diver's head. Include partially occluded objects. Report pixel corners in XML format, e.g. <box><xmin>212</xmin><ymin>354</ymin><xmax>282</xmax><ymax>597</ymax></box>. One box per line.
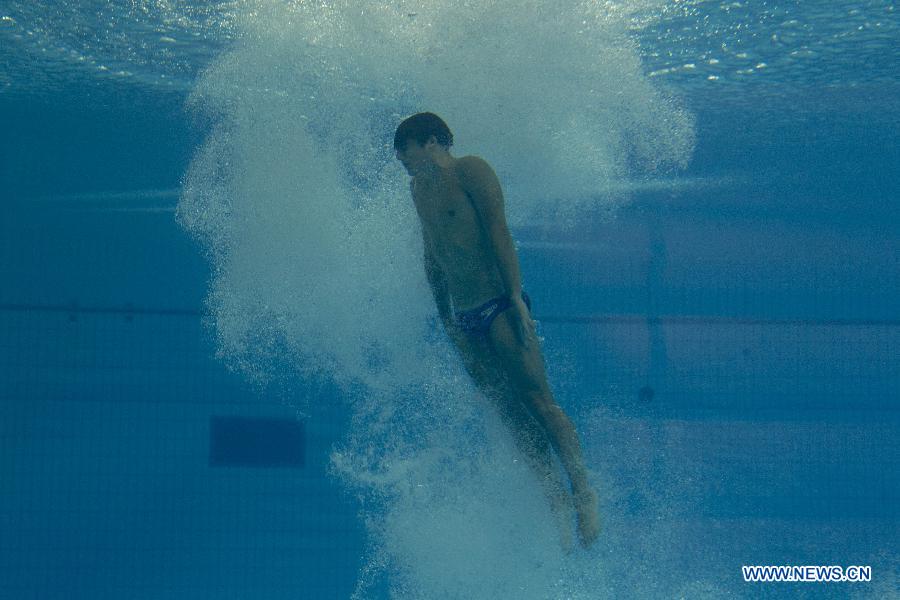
<box><xmin>394</xmin><ymin>112</ymin><xmax>453</xmax><ymax>175</ymax></box>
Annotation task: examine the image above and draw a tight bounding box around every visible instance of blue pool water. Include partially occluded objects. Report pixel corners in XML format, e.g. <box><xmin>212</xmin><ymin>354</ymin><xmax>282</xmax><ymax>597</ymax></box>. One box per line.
<box><xmin>1</xmin><ymin>1</ymin><xmax>897</xmax><ymax>598</ymax></box>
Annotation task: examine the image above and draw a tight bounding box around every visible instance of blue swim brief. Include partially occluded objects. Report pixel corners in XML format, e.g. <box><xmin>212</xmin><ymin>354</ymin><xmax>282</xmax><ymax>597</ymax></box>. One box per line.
<box><xmin>454</xmin><ymin>291</ymin><xmax>532</xmax><ymax>335</ymax></box>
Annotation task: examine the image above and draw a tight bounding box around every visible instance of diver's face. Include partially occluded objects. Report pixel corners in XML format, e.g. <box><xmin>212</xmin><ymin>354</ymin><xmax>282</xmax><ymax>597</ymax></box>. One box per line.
<box><xmin>395</xmin><ymin>140</ymin><xmax>428</xmax><ymax>175</ymax></box>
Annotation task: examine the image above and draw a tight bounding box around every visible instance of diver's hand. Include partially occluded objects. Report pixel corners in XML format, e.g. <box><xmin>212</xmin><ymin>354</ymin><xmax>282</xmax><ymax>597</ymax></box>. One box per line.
<box><xmin>442</xmin><ymin>318</ymin><xmax>467</xmax><ymax>349</ymax></box>
<box><xmin>511</xmin><ymin>295</ymin><xmax>536</xmax><ymax>346</ymax></box>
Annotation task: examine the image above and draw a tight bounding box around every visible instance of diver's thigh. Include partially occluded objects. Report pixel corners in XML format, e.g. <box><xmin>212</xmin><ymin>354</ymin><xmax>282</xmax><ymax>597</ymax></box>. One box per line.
<box><xmin>453</xmin><ymin>332</ymin><xmax>507</xmax><ymax>399</ymax></box>
<box><xmin>462</xmin><ymin>330</ymin><xmax>556</xmax><ymax>471</ymax></box>
<box><xmin>498</xmin><ymin>391</ymin><xmax>550</xmax><ymax>451</ymax></box>
<box><xmin>458</xmin><ymin>334</ymin><xmax>544</xmax><ymax>433</ymax></box>
<box><xmin>487</xmin><ymin>310</ymin><xmax>553</xmax><ymax>399</ymax></box>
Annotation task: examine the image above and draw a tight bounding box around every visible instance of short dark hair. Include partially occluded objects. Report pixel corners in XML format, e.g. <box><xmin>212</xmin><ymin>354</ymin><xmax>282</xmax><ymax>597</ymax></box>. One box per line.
<box><xmin>394</xmin><ymin>112</ymin><xmax>453</xmax><ymax>151</ymax></box>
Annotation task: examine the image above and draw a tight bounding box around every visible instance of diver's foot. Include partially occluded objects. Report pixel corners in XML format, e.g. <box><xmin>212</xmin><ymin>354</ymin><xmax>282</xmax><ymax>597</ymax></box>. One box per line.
<box><xmin>574</xmin><ymin>488</ymin><xmax>601</xmax><ymax>549</ymax></box>
<box><xmin>551</xmin><ymin>492</ymin><xmax>575</xmax><ymax>554</ymax></box>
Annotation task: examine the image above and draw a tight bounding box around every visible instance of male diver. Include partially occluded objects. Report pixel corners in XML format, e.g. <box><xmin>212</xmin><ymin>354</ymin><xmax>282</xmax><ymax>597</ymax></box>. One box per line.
<box><xmin>394</xmin><ymin>112</ymin><xmax>601</xmax><ymax>550</ymax></box>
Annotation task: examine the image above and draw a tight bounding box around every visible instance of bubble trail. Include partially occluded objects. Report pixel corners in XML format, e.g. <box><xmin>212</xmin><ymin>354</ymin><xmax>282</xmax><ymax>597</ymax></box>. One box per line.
<box><xmin>177</xmin><ymin>2</ymin><xmax>695</xmax><ymax>597</ymax></box>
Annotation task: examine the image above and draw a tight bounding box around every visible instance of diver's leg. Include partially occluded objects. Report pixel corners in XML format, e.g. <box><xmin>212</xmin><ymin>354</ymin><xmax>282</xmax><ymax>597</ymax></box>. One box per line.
<box><xmin>485</xmin><ymin>308</ymin><xmax>601</xmax><ymax>548</ymax></box>
<box><xmin>491</xmin><ymin>385</ymin><xmax>575</xmax><ymax>553</ymax></box>
<box><xmin>447</xmin><ymin>329</ymin><xmax>574</xmax><ymax>550</ymax></box>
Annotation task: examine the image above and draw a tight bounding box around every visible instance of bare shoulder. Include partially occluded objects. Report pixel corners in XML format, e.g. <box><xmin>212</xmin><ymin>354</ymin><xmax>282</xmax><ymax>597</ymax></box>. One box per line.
<box><xmin>455</xmin><ymin>155</ymin><xmax>499</xmax><ymax>189</ymax></box>
<box><xmin>456</xmin><ymin>155</ymin><xmax>494</xmax><ymax>176</ymax></box>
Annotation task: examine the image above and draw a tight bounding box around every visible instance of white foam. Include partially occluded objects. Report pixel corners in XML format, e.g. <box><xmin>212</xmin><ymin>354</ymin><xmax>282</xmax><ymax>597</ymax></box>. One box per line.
<box><xmin>177</xmin><ymin>2</ymin><xmax>696</xmax><ymax>597</ymax></box>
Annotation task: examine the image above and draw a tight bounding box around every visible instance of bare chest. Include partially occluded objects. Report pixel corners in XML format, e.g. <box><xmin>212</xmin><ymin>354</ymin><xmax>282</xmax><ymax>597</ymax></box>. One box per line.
<box><xmin>412</xmin><ymin>178</ymin><xmax>481</xmax><ymax>243</ymax></box>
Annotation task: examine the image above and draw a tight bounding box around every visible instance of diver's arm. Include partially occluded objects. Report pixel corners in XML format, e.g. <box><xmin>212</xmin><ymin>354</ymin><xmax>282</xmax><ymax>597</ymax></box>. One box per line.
<box><xmin>422</xmin><ymin>230</ymin><xmax>454</xmax><ymax>327</ymax></box>
<box><xmin>458</xmin><ymin>156</ymin><xmax>523</xmax><ymax>300</ymax></box>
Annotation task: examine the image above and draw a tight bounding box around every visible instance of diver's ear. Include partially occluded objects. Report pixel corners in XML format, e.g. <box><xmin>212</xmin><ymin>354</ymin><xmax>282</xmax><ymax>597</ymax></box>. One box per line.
<box><xmin>424</xmin><ymin>135</ymin><xmax>438</xmax><ymax>149</ymax></box>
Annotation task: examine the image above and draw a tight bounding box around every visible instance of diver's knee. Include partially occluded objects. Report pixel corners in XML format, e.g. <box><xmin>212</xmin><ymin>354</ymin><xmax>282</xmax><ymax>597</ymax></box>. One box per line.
<box><xmin>531</xmin><ymin>398</ymin><xmax>573</xmax><ymax>430</ymax></box>
<box><xmin>520</xmin><ymin>389</ymin><xmax>554</xmax><ymax>419</ymax></box>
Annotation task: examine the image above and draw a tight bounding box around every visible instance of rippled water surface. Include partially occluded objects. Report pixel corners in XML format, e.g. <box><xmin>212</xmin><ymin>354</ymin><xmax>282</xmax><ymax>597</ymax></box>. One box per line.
<box><xmin>2</xmin><ymin>1</ymin><xmax>898</xmax><ymax>115</ymax></box>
